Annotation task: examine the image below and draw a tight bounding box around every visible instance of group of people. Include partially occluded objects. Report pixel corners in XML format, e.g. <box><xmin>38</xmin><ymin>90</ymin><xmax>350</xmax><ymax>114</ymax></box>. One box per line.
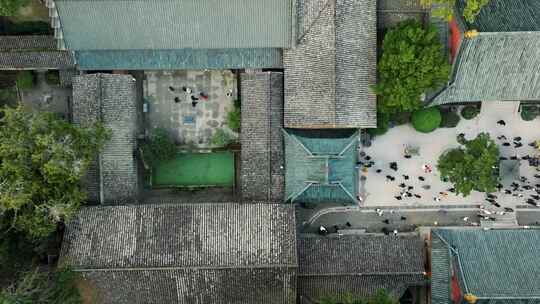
<box><xmin>169</xmin><ymin>86</ymin><xmax>208</xmax><ymax>107</ymax></box>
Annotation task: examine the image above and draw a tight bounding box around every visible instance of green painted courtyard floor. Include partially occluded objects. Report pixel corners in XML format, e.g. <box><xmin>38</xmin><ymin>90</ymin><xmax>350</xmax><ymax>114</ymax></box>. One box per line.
<box><xmin>152</xmin><ymin>152</ymin><xmax>234</xmax><ymax>187</ymax></box>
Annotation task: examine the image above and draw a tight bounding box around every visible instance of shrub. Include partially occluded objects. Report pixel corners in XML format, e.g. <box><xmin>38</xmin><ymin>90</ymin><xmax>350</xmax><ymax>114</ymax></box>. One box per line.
<box><xmin>211</xmin><ymin>129</ymin><xmax>233</xmax><ymax>147</ymax></box>
<box><xmin>3</xmin><ymin>21</ymin><xmax>52</xmax><ymax>35</ymax></box>
<box><xmin>521</xmin><ymin>105</ymin><xmax>538</xmax><ymax>121</ymax></box>
<box><xmin>460</xmin><ymin>105</ymin><xmax>479</xmax><ymax>120</ymax></box>
<box><xmin>0</xmin><ymin>0</ymin><xmax>30</xmax><ymax>16</ymax></box>
<box><xmin>142</xmin><ymin>128</ymin><xmax>176</xmax><ymax>166</ymax></box>
<box><xmin>440</xmin><ymin>110</ymin><xmax>460</xmax><ymax>128</ymax></box>
<box><xmin>368</xmin><ymin>113</ymin><xmax>390</xmax><ymax>136</ymax></box>
<box><xmin>390</xmin><ymin>111</ymin><xmax>411</xmax><ymax>125</ymax></box>
<box><xmin>226</xmin><ymin>107</ymin><xmax>240</xmax><ymax>131</ymax></box>
<box><xmin>411</xmin><ymin>107</ymin><xmax>441</xmax><ymax>133</ymax></box>
<box><xmin>15</xmin><ymin>71</ymin><xmax>33</xmax><ymax>89</ymax></box>
<box><xmin>0</xmin><ymin>267</ymin><xmax>82</xmax><ymax>304</ymax></box>
<box><xmin>45</xmin><ymin>71</ymin><xmax>60</xmax><ymax>85</ymax></box>
<box><xmin>0</xmin><ymin>87</ymin><xmax>18</xmax><ymax>107</ymax></box>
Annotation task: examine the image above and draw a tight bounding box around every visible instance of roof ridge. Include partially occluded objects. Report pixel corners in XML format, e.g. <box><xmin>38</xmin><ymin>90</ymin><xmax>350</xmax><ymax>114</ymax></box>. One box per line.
<box><xmin>72</xmin><ymin>264</ymin><xmax>298</xmax><ymax>273</ymax></box>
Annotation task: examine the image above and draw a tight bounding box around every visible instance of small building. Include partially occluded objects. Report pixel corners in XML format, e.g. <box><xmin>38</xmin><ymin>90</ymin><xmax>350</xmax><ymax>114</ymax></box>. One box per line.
<box><xmin>0</xmin><ymin>35</ymin><xmax>74</xmax><ymax>71</ymax></box>
<box><xmin>431</xmin><ymin>228</ymin><xmax>540</xmax><ymax>303</ymax></box>
<box><xmin>283</xmin><ymin>0</ymin><xmax>377</xmax><ymax>129</ymax></box>
<box><xmin>297</xmin><ymin>234</ymin><xmax>426</xmax><ymax>303</ymax></box>
<box><xmin>47</xmin><ymin>0</ymin><xmax>294</xmax><ymax>70</ymax></box>
<box><xmin>72</xmin><ymin>74</ymin><xmax>139</xmax><ymax>204</ymax></box>
<box><xmin>284</xmin><ymin>129</ymin><xmax>358</xmax><ymax>205</ymax></box>
<box><xmin>60</xmin><ymin>203</ymin><xmax>298</xmax><ymax>304</ymax></box>
<box><xmin>240</xmin><ymin>72</ymin><xmax>285</xmax><ymax>202</ymax></box>
<box><xmin>431</xmin><ymin>0</ymin><xmax>540</xmax><ymax>105</ymax></box>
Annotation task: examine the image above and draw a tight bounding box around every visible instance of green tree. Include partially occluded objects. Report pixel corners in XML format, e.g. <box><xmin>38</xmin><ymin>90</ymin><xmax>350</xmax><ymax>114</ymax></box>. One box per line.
<box><xmin>317</xmin><ymin>290</ymin><xmax>398</xmax><ymax>304</ymax></box>
<box><xmin>421</xmin><ymin>0</ymin><xmax>491</xmax><ymax>23</ymax></box>
<box><xmin>0</xmin><ymin>267</ymin><xmax>82</xmax><ymax>304</ymax></box>
<box><xmin>373</xmin><ymin>20</ymin><xmax>450</xmax><ymax>115</ymax></box>
<box><xmin>0</xmin><ymin>0</ymin><xmax>29</xmax><ymax>16</ymax></box>
<box><xmin>226</xmin><ymin>106</ymin><xmax>241</xmax><ymax>131</ymax></box>
<box><xmin>0</xmin><ymin>107</ymin><xmax>109</xmax><ymax>238</ymax></box>
<box><xmin>141</xmin><ymin>128</ymin><xmax>176</xmax><ymax>167</ymax></box>
<box><xmin>437</xmin><ymin>132</ymin><xmax>499</xmax><ymax>196</ymax></box>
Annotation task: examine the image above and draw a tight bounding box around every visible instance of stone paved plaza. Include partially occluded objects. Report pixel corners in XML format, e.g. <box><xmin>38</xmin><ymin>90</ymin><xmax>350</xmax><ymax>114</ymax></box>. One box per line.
<box><xmin>360</xmin><ymin>102</ymin><xmax>540</xmax><ymax>210</ymax></box>
<box><xmin>144</xmin><ymin>70</ymin><xmax>238</xmax><ymax>148</ymax></box>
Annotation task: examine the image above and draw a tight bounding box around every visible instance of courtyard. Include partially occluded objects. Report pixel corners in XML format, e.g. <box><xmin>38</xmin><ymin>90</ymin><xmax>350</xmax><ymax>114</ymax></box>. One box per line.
<box><xmin>360</xmin><ymin>102</ymin><xmax>540</xmax><ymax>210</ymax></box>
<box><xmin>143</xmin><ymin>70</ymin><xmax>238</xmax><ymax>148</ymax></box>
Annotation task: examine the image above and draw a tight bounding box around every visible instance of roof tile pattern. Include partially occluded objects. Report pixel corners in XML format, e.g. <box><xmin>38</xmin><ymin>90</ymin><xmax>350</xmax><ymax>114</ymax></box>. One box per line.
<box><xmin>72</xmin><ymin>74</ymin><xmax>138</xmax><ymax>204</ymax></box>
<box><xmin>61</xmin><ymin>204</ymin><xmax>297</xmax><ymax>269</ymax></box>
<box><xmin>240</xmin><ymin>72</ymin><xmax>284</xmax><ymax>202</ymax></box>
<box><xmin>433</xmin><ymin>33</ymin><xmax>540</xmax><ymax>104</ymax></box>
<box><xmin>432</xmin><ymin>229</ymin><xmax>540</xmax><ymax>303</ymax></box>
<box><xmin>458</xmin><ymin>0</ymin><xmax>540</xmax><ymax>32</ymax></box>
<box><xmin>0</xmin><ymin>35</ymin><xmax>74</xmax><ymax>70</ymax></box>
<box><xmin>60</xmin><ymin>204</ymin><xmax>297</xmax><ymax>304</ymax></box>
<box><xmin>0</xmin><ymin>35</ymin><xmax>56</xmax><ymax>51</ymax></box>
<box><xmin>75</xmin><ymin>48</ymin><xmax>283</xmax><ymax>70</ymax></box>
<box><xmin>297</xmin><ymin>234</ymin><xmax>425</xmax><ymax>301</ymax></box>
<box><xmin>54</xmin><ymin>0</ymin><xmax>293</xmax><ymax>50</ymax></box>
<box><xmin>283</xmin><ymin>0</ymin><xmax>376</xmax><ymax>128</ymax></box>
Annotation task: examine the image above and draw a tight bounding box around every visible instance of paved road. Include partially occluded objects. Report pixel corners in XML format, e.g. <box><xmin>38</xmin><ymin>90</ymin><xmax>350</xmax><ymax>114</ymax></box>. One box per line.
<box><xmin>517</xmin><ymin>209</ymin><xmax>540</xmax><ymax>226</ymax></box>
<box><xmin>301</xmin><ymin>208</ymin><xmax>483</xmax><ymax>234</ymax></box>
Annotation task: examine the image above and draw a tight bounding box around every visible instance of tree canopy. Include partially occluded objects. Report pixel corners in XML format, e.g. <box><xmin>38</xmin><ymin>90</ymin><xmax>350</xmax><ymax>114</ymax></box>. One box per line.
<box><xmin>437</xmin><ymin>132</ymin><xmax>499</xmax><ymax>196</ymax></box>
<box><xmin>0</xmin><ymin>107</ymin><xmax>109</xmax><ymax>238</ymax></box>
<box><xmin>373</xmin><ymin>20</ymin><xmax>450</xmax><ymax>115</ymax></box>
<box><xmin>317</xmin><ymin>289</ymin><xmax>398</xmax><ymax>304</ymax></box>
<box><xmin>421</xmin><ymin>0</ymin><xmax>491</xmax><ymax>23</ymax></box>
<box><xmin>0</xmin><ymin>0</ymin><xmax>29</xmax><ymax>16</ymax></box>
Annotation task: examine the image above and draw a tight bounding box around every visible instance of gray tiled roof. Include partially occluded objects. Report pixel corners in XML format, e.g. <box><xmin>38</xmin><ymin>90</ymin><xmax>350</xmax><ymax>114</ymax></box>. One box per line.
<box><xmin>0</xmin><ymin>35</ymin><xmax>74</xmax><ymax>70</ymax></box>
<box><xmin>240</xmin><ymin>72</ymin><xmax>285</xmax><ymax>202</ymax></box>
<box><xmin>60</xmin><ymin>203</ymin><xmax>297</xmax><ymax>304</ymax></box>
<box><xmin>0</xmin><ymin>51</ymin><xmax>74</xmax><ymax>70</ymax></box>
<box><xmin>432</xmin><ymin>32</ymin><xmax>540</xmax><ymax>105</ymax></box>
<box><xmin>457</xmin><ymin>0</ymin><xmax>540</xmax><ymax>32</ymax></box>
<box><xmin>72</xmin><ymin>74</ymin><xmax>138</xmax><ymax>204</ymax></box>
<box><xmin>0</xmin><ymin>35</ymin><xmax>56</xmax><ymax>51</ymax></box>
<box><xmin>297</xmin><ymin>234</ymin><xmax>425</xmax><ymax>301</ymax></box>
<box><xmin>283</xmin><ymin>0</ymin><xmax>377</xmax><ymax>129</ymax></box>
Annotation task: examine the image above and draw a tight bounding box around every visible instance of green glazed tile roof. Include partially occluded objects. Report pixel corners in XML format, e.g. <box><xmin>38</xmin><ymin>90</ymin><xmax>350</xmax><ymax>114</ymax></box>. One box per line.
<box><xmin>284</xmin><ymin>129</ymin><xmax>357</xmax><ymax>205</ymax></box>
<box><xmin>432</xmin><ymin>228</ymin><xmax>540</xmax><ymax>303</ymax></box>
<box><xmin>431</xmin><ymin>32</ymin><xmax>540</xmax><ymax>105</ymax></box>
<box><xmin>75</xmin><ymin>49</ymin><xmax>283</xmax><ymax>70</ymax></box>
<box><xmin>457</xmin><ymin>0</ymin><xmax>540</xmax><ymax>32</ymax></box>
<box><xmin>55</xmin><ymin>0</ymin><xmax>293</xmax><ymax>51</ymax></box>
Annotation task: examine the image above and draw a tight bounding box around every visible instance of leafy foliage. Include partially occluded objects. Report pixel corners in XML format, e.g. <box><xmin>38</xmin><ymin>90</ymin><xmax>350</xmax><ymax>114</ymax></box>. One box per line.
<box><xmin>520</xmin><ymin>105</ymin><xmax>538</xmax><ymax>121</ymax></box>
<box><xmin>440</xmin><ymin>109</ymin><xmax>460</xmax><ymax>128</ymax></box>
<box><xmin>0</xmin><ymin>87</ymin><xmax>18</xmax><ymax>107</ymax></box>
<box><xmin>211</xmin><ymin>129</ymin><xmax>234</xmax><ymax>147</ymax></box>
<box><xmin>317</xmin><ymin>289</ymin><xmax>398</xmax><ymax>304</ymax></box>
<box><xmin>0</xmin><ymin>107</ymin><xmax>109</xmax><ymax>238</ymax></box>
<box><xmin>367</xmin><ymin>113</ymin><xmax>390</xmax><ymax>136</ymax></box>
<box><xmin>141</xmin><ymin>128</ymin><xmax>176</xmax><ymax>167</ymax></box>
<box><xmin>0</xmin><ymin>267</ymin><xmax>82</xmax><ymax>304</ymax></box>
<box><xmin>373</xmin><ymin>20</ymin><xmax>450</xmax><ymax>114</ymax></box>
<box><xmin>0</xmin><ymin>0</ymin><xmax>29</xmax><ymax>16</ymax></box>
<box><xmin>390</xmin><ymin>111</ymin><xmax>411</xmax><ymax>125</ymax></box>
<box><xmin>437</xmin><ymin>132</ymin><xmax>499</xmax><ymax>196</ymax></box>
<box><xmin>421</xmin><ymin>0</ymin><xmax>491</xmax><ymax>23</ymax></box>
<box><xmin>460</xmin><ymin>105</ymin><xmax>479</xmax><ymax>120</ymax></box>
<box><xmin>45</xmin><ymin>71</ymin><xmax>60</xmax><ymax>86</ymax></box>
<box><xmin>15</xmin><ymin>71</ymin><xmax>33</xmax><ymax>90</ymax></box>
<box><xmin>411</xmin><ymin>107</ymin><xmax>442</xmax><ymax>133</ymax></box>
<box><xmin>226</xmin><ymin>107</ymin><xmax>241</xmax><ymax>131</ymax></box>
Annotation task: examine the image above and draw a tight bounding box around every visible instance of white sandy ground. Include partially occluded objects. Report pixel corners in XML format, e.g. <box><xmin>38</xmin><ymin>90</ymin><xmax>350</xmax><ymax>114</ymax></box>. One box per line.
<box><xmin>360</xmin><ymin>102</ymin><xmax>540</xmax><ymax>210</ymax></box>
